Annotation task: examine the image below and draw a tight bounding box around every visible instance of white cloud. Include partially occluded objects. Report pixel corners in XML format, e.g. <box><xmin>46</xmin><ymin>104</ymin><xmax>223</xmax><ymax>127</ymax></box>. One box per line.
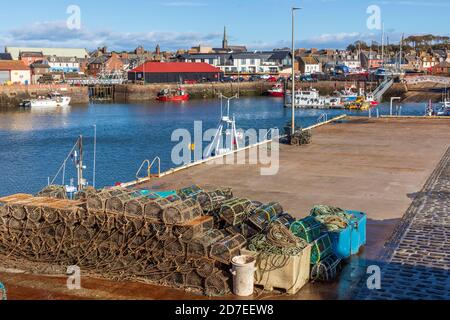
<box><xmin>0</xmin><ymin>21</ymin><xmax>221</xmax><ymax>51</ymax></box>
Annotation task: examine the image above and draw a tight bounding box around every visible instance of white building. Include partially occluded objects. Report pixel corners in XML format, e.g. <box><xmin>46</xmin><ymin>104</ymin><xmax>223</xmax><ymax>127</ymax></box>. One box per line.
<box><xmin>0</xmin><ymin>60</ymin><xmax>31</xmax><ymax>85</ymax></box>
<box><xmin>299</xmin><ymin>56</ymin><xmax>321</xmax><ymax>74</ymax></box>
<box><xmin>47</xmin><ymin>56</ymin><xmax>81</xmax><ymax>73</ymax></box>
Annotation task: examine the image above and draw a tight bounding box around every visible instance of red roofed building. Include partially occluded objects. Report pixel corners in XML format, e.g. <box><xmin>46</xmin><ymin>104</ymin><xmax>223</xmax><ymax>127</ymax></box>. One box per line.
<box><xmin>0</xmin><ymin>60</ymin><xmax>31</xmax><ymax>85</ymax></box>
<box><xmin>128</xmin><ymin>62</ymin><xmax>223</xmax><ymax>83</ymax></box>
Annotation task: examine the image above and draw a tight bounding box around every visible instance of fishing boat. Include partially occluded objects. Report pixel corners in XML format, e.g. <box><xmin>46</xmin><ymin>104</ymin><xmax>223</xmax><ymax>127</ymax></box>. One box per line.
<box><xmin>285</xmin><ymin>88</ymin><xmax>344</xmax><ymax>109</ymax></box>
<box><xmin>20</xmin><ymin>92</ymin><xmax>71</xmax><ymax>108</ymax></box>
<box><xmin>267</xmin><ymin>84</ymin><xmax>284</xmax><ymax>97</ymax></box>
<box><xmin>157</xmin><ymin>86</ymin><xmax>189</xmax><ymax>102</ymax></box>
<box><xmin>436</xmin><ymin>99</ymin><xmax>450</xmax><ymax>116</ymax></box>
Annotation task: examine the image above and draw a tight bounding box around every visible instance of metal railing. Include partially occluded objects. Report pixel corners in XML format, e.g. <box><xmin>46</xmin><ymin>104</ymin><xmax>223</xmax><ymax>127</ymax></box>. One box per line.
<box><xmin>136</xmin><ymin>157</ymin><xmax>161</xmax><ymax>180</ymax></box>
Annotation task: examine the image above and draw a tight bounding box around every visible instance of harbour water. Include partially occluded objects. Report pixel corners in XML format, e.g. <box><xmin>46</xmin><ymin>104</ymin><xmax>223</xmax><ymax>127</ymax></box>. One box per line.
<box><xmin>0</xmin><ymin>97</ymin><xmax>429</xmax><ymax>196</ymax></box>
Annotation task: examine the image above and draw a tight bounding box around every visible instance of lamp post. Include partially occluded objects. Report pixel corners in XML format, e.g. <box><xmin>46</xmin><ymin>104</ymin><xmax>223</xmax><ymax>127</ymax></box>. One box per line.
<box><xmin>291</xmin><ymin>7</ymin><xmax>301</xmax><ymax>135</ymax></box>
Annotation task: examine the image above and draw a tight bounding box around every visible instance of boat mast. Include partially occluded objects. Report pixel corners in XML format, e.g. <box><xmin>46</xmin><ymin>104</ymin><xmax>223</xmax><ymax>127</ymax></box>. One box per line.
<box><xmin>77</xmin><ymin>135</ymin><xmax>84</xmax><ymax>191</ymax></box>
<box><xmin>381</xmin><ymin>23</ymin><xmax>385</xmax><ymax>68</ymax></box>
<box><xmin>291</xmin><ymin>7</ymin><xmax>301</xmax><ymax>135</ymax></box>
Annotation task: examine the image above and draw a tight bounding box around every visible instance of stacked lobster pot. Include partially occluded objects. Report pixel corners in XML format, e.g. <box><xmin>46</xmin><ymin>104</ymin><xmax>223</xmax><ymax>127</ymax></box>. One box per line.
<box><xmin>0</xmin><ymin>185</ymin><xmax>245</xmax><ymax>296</ymax></box>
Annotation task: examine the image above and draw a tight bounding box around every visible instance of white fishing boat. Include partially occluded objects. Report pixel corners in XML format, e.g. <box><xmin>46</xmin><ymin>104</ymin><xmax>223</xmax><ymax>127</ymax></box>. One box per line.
<box><xmin>436</xmin><ymin>99</ymin><xmax>450</xmax><ymax>116</ymax></box>
<box><xmin>285</xmin><ymin>88</ymin><xmax>343</xmax><ymax>109</ymax></box>
<box><xmin>21</xmin><ymin>92</ymin><xmax>71</xmax><ymax>108</ymax></box>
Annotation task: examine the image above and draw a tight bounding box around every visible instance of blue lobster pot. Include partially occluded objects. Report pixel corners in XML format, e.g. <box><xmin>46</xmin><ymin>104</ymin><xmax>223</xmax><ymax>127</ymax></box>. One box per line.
<box><xmin>346</xmin><ymin>210</ymin><xmax>367</xmax><ymax>255</ymax></box>
<box><xmin>328</xmin><ymin>225</ymin><xmax>352</xmax><ymax>259</ymax></box>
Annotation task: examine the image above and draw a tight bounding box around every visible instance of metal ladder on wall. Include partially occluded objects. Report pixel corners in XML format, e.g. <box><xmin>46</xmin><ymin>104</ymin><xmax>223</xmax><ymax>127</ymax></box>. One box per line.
<box><xmin>136</xmin><ymin>157</ymin><xmax>161</xmax><ymax>180</ymax></box>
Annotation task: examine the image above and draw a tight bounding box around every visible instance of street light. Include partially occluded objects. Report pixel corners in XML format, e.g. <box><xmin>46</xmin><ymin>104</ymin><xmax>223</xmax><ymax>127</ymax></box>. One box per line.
<box><xmin>291</xmin><ymin>6</ymin><xmax>302</xmax><ymax>135</ymax></box>
<box><xmin>390</xmin><ymin>97</ymin><xmax>401</xmax><ymax>116</ymax></box>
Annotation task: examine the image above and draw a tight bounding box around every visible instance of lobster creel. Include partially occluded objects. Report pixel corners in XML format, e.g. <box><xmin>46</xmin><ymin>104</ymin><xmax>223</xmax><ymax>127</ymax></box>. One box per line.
<box><xmin>162</xmin><ymin>198</ymin><xmax>203</xmax><ymax>225</ymax></box>
<box><xmin>310</xmin><ymin>253</ymin><xmax>342</xmax><ymax>282</ymax></box>
<box><xmin>219</xmin><ymin>198</ymin><xmax>254</xmax><ymax>226</ymax></box>
<box><xmin>310</xmin><ymin>233</ymin><xmax>333</xmax><ymax>264</ymax></box>
<box><xmin>186</xmin><ymin>229</ymin><xmax>227</xmax><ymax>258</ymax></box>
<box><xmin>248</xmin><ymin>202</ymin><xmax>283</xmax><ymax>231</ymax></box>
<box><xmin>196</xmin><ymin>188</ymin><xmax>233</xmax><ymax>214</ymax></box>
<box><xmin>290</xmin><ymin>216</ymin><xmax>322</xmax><ymax>243</ymax></box>
<box><xmin>172</xmin><ymin>216</ymin><xmax>214</xmax><ymax>241</ymax></box>
<box><xmin>177</xmin><ymin>185</ymin><xmax>204</xmax><ymax>200</ymax></box>
<box><xmin>209</xmin><ymin>233</ymin><xmax>246</xmax><ymax>264</ymax></box>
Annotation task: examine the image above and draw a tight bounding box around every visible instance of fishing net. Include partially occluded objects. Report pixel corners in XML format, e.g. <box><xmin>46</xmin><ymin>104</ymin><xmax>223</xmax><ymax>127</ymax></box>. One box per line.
<box><xmin>176</xmin><ymin>185</ymin><xmax>204</xmax><ymax>200</ymax></box>
<box><xmin>290</xmin><ymin>216</ymin><xmax>322</xmax><ymax>243</ymax></box>
<box><xmin>248</xmin><ymin>202</ymin><xmax>283</xmax><ymax>231</ymax></box>
<box><xmin>186</xmin><ymin>229</ymin><xmax>227</xmax><ymax>258</ymax></box>
<box><xmin>172</xmin><ymin>216</ymin><xmax>214</xmax><ymax>241</ymax></box>
<box><xmin>36</xmin><ymin>185</ymin><xmax>68</xmax><ymax>200</ymax></box>
<box><xmin>210</xmin><ymin>234</ymin><xmax>247</xmax><ymax>264</ymax></box>
<box><xmin>310</xmin><ymin>205</ymin><xmax>353</xmax><ymax>232</ymax></box>
<box><xmin>219</xmin><ymin>198</ymin><xmax>255</xmax><ymax>226</ymax></box>
<box><xmin>162</xmin><ymin>198</ymin><xmax>203</xmax><ymax>225</ymax></box>
<box><xmin>310</xmin><ymin>254</ymin><xmax>342</xmax><ymax>282</ymax></box>
<box><xmin>310</xmin><ymin>233</ymin><xmax>333</xmax><ymax>264</ymax></box>
<box><xmin>196</xmin><ymin>188</ymin><xmax>234</xmax><ymax>214</ymax></box>
<box><xmin>248</xmin><ymin>222</ymin><xmax>308</xmax><ymax>257</ymax></box>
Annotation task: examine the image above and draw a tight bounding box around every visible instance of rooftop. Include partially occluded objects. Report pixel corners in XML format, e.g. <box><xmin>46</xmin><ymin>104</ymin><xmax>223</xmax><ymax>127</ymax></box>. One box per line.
<box><xmin>0</xmin><ymin>60</ymin><xmax>29</xmax><ymax>71</ymax></box>
<box><xmin>5</xmin><ymin>47</ymin><xmax>89</xmax><ymax>60</ymax></box>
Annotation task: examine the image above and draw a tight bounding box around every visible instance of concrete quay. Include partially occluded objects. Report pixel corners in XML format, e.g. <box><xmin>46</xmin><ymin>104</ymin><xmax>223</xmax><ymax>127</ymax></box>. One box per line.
<box><xmin>0</xmin><ymin>116</ymin><xmax>449</xmax><ymax>300</ymax></box>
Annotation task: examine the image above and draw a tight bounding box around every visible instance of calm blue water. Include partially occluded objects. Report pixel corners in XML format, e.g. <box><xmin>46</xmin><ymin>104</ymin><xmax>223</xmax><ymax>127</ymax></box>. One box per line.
<box><xmin>0</xmin><ymin>97</ymin><xmax>428</xmax><ymax>196</ymax></box>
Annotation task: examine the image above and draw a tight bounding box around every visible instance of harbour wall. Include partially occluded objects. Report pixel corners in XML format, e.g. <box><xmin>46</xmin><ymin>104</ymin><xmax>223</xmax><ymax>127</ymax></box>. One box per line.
<box><xmin>0</xmin><ymin>85</ymin><xmax>89</xmax><ymax>107</ymax></box>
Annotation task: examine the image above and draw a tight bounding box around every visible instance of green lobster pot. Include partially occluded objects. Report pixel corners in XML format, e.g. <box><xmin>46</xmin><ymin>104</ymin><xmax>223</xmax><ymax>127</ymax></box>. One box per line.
<box><xmin>248</xmin><ymin>202</ymin><xmax>283</xmax><ymax>231</ymax></box>
<box><xmin>177</xmin><ymin>185</ymin><xmax>204</xmax><ymax>200</ymax></box>
<box><xmin>310</xmin><ymin>233</ymin><xmax>333</xmax><ymax>264</ymax></box>
<box><xmin>219</xmin><ymin>198</ymin><xmax>254</xmax><ymax>226</ymax></box>
<box><xmin>290</xmin><ymin>216</ymin><xmax>322</xmax><ymax>243</ymax></box>
<box><xmin>310</xmin><ymin>253</ymin><xmax>342</xmax><ymax>282</ymax></box>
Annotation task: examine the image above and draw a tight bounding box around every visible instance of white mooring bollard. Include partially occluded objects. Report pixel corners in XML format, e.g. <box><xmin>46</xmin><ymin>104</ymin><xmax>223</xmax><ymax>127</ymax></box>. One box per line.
<box><xmin>230</xmin><ymin>255</ymin><xmax>257</xmax><ymax>297</ymax></box>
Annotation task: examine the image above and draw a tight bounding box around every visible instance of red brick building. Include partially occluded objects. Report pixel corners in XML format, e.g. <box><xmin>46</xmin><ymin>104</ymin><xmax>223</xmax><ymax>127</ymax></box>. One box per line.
<box><xmin>19</xmin><ymin>51</ymin><xmax>45</xmax><ymax>67</ymax></box>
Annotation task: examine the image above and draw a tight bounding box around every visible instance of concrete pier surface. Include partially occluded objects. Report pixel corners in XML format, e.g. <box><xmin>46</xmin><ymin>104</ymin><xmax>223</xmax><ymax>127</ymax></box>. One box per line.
<box><xmin>1</xmin><ymin>117</ymin><xmax>449</xmax><ymax>300</ymax></box>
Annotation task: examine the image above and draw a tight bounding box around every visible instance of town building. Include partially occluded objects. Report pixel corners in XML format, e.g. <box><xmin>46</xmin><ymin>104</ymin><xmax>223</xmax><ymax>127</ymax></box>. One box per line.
<box><xmin>0</xmin><ymin>60</ymin><xmax>31</xmax><ymax>85</ymax></box>
<box><xmin>5</xmin><ymin>47</ymin><xmax>89</xmax><ymax>60</ymax></box>
<box><xmin>29</xmin><ymin>60</ymin><xmax>50</xmax><ymax>84</ymax></box>
<box><xmin>19</xmin><ymin>51</ymin><xmax>45</xmax><ymax>67</ymax></box>
<box><xmin>299</xmin><ymin>56</ymin><xmax>321</xmax><ymax>74</ymax></box>
<box><xmin>47</xmin><ymin>56</ymin><xmax>80</xmax><ymax>73</ymax></box>
<box><xmin>360</xmin><ymin>51</ymin><xmax>383</xmax><ymax>69</ymax></box>
<box><xmin>432</xmin><ymin>61</ymin><xmax>450</xmax><ymax>75</ymax></box>
<box><xmin>336</xmin><ymin>52</ymin><xmax>361</xmax><ymax>70</ymax></box>
<box><xmin>128</xmin><ymin>62</ymin><xmax>223</xmax><ymax>83</ymax></box>
<box><xmin>87</xmin><ymin>53</ymin><xmax>124</xmax><ymax>76</ymax></box>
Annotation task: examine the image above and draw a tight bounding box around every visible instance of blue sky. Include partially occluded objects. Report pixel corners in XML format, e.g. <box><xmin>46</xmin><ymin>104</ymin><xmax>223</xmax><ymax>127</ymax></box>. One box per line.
<box><xmin>0</xmin><ymin>0</ymin><xmax>449</xmax><ymax>51</ymax></box>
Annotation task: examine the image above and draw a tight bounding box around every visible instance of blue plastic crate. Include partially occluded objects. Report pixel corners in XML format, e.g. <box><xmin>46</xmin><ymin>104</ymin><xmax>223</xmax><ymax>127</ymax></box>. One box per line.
<box><xmin>328</xmin><ymin>225</ymin><xmax>352</xmax><ymax>259</ymax></box>
<box><xmin>346</xmin><ymin>210</ymin><xmax>367</xmax><ymax>255</ymax></box>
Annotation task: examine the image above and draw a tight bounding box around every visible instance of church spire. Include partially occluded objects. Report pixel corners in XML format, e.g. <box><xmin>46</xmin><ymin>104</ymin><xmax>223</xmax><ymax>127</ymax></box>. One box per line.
<box><xmin>222</xmin><ymin>26</ymin><xmax>228</xmax><ymax>49</ymax></box>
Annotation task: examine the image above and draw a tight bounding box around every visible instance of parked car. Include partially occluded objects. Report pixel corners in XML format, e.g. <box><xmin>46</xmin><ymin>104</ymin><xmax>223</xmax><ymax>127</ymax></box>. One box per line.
<box><xmin>221</xmin><ymin>76</ymin><xmax>235</xmax><ymax>83</ymax></box>
<box><xmin>249</xmin><ymin>75</ymin><xmax>261</xmax><ymax>82</ymax></box>
<box><xmin>260</xmin><ymin>74</ymin><xmax>271</xmax><ymax>80</ymax></box>
<box><xmin>184</xmin><ymin>79</ymin><xmax>198</xmax><ymax>84</ymax></box>
<box><xmin>267</xmin><ymin>76</ymin><xmax>277</xmax><ymax>82</ymax></box>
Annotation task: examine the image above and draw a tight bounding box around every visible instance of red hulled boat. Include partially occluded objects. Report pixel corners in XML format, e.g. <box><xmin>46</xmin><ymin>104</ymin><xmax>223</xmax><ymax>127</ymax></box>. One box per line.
<box><xmin>267</xmin><ymin>84</ymin><xmax>285</xmax><ymax>97</ymax></box>
<box><xmin>157</xmin><ymin>87</ymin><xmax>190</xmax><ymax>102</ymax></box>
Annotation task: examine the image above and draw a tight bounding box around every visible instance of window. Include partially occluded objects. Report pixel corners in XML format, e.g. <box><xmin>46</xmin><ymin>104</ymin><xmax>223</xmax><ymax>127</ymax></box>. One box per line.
<box><xmin>241</xmin><ymin>59</ymin><xmax>246</xmax><ymax>65</ymax></box>
<box><xmin>209</xmin><ymin>59</ymin><xmax>214</xmax><ymax>65</ymax></box>
<box><xmin>250</xmin><ymin>59</ymin><xmax>255</xmax><ymax>65</ymax></box>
